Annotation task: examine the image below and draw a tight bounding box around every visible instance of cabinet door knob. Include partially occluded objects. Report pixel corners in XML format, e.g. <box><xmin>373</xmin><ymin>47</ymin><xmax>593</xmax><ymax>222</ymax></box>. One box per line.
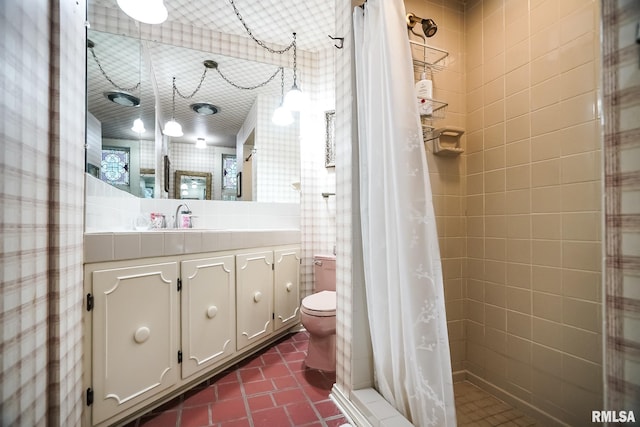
<box><xmin>253</xmin><ymin>291</ymin><xmax>263</xmax><ymax>303</ymax></box>
<box><xmin>286</xmin><ymin>282</ymin><xmax>293</xmax><ymax>292</ymax></box>
<box><xmin>206</xmin><ymin>306</ymin><xmax>218</xmax><ymax>319</ymax></box>
<box><xmin>134</xmin><ymin>326</ymin><xmax>151</xmax><ymax>344</ymax></box>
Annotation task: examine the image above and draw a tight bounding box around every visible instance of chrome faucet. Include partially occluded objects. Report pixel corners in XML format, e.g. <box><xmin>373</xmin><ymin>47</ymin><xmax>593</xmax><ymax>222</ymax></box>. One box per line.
<box><xmin>174</xmin><ymin>203</ymin><xmax>192</xmax><ymax>228</ymax></box>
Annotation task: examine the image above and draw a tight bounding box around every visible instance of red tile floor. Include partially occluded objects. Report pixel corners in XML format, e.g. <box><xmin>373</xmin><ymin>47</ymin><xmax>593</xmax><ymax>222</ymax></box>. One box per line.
<box><xmin>125</xmin><ymin>332</ymin><xmax>350</xmax><ymax>427</ymax></box>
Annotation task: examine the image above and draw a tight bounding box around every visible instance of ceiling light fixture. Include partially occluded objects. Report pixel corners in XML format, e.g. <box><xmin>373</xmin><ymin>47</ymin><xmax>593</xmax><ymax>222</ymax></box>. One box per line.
<box><xmin>196</xmin><ymin>138</ymin><xmax>206</xmax><ymax>149</ymax></box>
<box><xmin>191</xmin><ymin>103</ymin><xmax>219</xmax><ymax>116</ymax></box>
<box><xmin>163</xmin><ymin>77</ymin><xmax>183</xmax><ymax>137</ymax></box>
<box><xmin>117</xmin><ymin>0</ymin><xmax>168</xmax><ymax>25</ymax></box>
<box><xmin>272</xmin><ymin>67</ymin><xmax>293</xmax><ymax>126</ymax></box>
<box><xmin>103</xmin><ymin>91</ymin><xmax>140</xmax><ymax>107</ymax></box>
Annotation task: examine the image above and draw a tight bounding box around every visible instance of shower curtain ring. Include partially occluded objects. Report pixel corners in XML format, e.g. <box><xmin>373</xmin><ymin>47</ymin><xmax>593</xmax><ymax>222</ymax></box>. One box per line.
<box><xmin>328</xmin><ymin>35</ymin><xmax>344</xmax><ymax>49</ymax></box>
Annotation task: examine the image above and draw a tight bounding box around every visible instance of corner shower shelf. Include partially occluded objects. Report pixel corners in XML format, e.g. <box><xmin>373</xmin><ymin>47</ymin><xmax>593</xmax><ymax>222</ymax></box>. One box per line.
<box><xmin>409</xmin><ymin>40</ymin><xmax>449</xmax><ymax>72</ymax></box>
<box><xmin>418</xmin><ymin>98</ymin><xmax>448</xmax><ymax>120</ymax></box>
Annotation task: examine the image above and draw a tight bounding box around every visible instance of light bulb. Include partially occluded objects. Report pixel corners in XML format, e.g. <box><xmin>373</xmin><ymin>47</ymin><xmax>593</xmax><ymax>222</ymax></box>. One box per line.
<box><xmin>272</xmin><ymin>104</ymin><xmax>294</xmax><ymax>126</ymax></box>
<box><xmin>195</xmin><ymin>138</ymin><xmax>206</xmax><ymax>149</ymax></box>
<box><xmin>180</xmin><ymin>183</ymin><xmax>188</xmax><ymax>190</ymax></box>
<box><xmin>163</xmin><ymin>119</ymin><xmax>183</xmax><ymax>137</ymax></box>
<box><xmin>283</xmin><ymin>83</ymin><xmax>305</xmax><ymax>111</ymax></box>
<box><xmin>117</xmin><ymin>0</ymin><xmax>168</xmax><ymax>24</ymax></box>
<box><xmin>131</xmin><ymin>118</ymin><xmax>146</xmax><ymax>133</ymax></box>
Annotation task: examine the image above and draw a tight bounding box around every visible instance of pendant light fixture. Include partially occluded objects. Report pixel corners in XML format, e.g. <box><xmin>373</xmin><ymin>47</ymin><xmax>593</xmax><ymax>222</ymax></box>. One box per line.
<box><xmin>283</xmin><ymin>33</ymin><xmax>305</xmax><ymax>111</ymax></box>
<box><xmin>195</xmin><ymin>138</ymin><xmax>206</xmax><ymax>149</ymax></box>
<box><xmin>117</xmin><ymin>0</ymin><xmax>168</xmax><ymax>25</ymax></box>
<box><xmin>163</xmin><ymin>77</ymin><xmax>183</xmax><ymax>137</ymax></box>
<box><xmin>131</xmin><ymin>118</ymin><xmax>146</xmax><ymax>133</ymax></box>
<box><xmin>272</xmin><ymin>68</ymin><xmax>293</xmax><ymax>126</ymax></box>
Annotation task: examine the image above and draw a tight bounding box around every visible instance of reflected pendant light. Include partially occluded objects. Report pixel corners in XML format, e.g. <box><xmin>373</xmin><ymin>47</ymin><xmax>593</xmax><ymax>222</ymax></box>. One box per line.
<box><xmin>117</xmin><ymin>0</ymin><xmax>168</xmax><ymax>24</ymax></box>
<box><xmin>131</xmin><ymin>118</ymin><xmax>146</xmax><ymax>133</ymax></box>
<box><xmin>272</xmin><ymin>67</ymin><xmax>293</xmax><ymax>126</ymax></box>
<box><xmin>163</xmin><ymin>77</ymin><xmax>183</xmax><ymax>137</ymax></box>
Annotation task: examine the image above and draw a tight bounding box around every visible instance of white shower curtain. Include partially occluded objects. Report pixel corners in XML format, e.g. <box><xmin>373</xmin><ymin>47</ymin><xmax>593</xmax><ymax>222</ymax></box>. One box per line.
<box><xmin>353</xmin><ymin>1</ymin><xmax>456</xmax><ymax>425</ymax></box>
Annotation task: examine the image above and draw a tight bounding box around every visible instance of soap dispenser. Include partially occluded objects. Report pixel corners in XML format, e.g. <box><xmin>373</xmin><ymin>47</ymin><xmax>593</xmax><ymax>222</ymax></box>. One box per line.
<box><xmin>415</xmin><ymin>71</ymin><xmax>433</xmax><ymax>98</ymax></box>
<box><xmin>415</xmin><ymin>71</ymin><xmax>433</xmax><ymax>116</ymax></box>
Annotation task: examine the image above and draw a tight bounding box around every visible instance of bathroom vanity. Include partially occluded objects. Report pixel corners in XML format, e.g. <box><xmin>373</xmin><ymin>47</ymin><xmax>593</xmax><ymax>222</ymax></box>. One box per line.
<box><xmin>82</xmin><ymin>230</ymin><xmax>301</xmax><ymax>427</ymax></box>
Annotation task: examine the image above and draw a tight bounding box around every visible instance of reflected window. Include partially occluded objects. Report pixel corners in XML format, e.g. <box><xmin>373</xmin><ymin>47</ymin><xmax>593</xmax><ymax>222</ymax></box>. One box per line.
<box><xmin>222</xmin><ymin>155</ymin><xmax>237</xmax><ymax>190</ymax></box>
<box><xmin>101</xmin><ymin>147</ymin><xmax>129</xmax><ymax>185</ymax></box>
<box><xmin>222</xmin><ymin>154</ymin><xmax>238</xmax><ymax>201</ymax></box>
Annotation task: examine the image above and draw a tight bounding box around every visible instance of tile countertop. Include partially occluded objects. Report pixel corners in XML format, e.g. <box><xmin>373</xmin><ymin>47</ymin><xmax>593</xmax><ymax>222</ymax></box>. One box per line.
<box><xmin>84</xmin><ymin>229</ymin><xmax>301</xmax><ymax>264</ymax></box>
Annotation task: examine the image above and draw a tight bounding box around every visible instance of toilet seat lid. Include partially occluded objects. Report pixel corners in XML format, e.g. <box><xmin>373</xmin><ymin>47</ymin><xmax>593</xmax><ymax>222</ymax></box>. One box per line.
<box><xmin>301</xmin><ymin>290</ymin><xmax>336</xmax><ymax>314</ymax></box>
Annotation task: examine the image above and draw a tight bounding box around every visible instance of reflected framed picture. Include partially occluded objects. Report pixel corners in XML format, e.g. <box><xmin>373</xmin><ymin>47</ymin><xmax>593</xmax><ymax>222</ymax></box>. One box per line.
<box><xmin>236</xmin><ymin>171</ymin><xmax>242</xmax><ymax>198</ymax></box>
<box><xmin>325</xmin><ymin>110</ymin><xmax>336</xmax><ymax>168</ymax></box>
<box><xmin>163</xmin><ymin>155</ymin><xmax>170</xmax><ymax>193</ymax></box>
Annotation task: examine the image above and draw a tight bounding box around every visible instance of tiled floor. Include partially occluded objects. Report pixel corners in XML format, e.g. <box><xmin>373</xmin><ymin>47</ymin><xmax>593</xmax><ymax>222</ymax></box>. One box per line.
<box><xmin>454</xmin><ymin>381</ymin><xmax>538</xmax><ymax>426</ymax></box>
<box><xmin>124</xmin><ymin>331</ymin><xmax>538</xmax><ymax>427</ymax></box>
<box><xmin>125</xmin><ymin>332</ymin><xmax>349</xmax><ymax>427</ymax></box>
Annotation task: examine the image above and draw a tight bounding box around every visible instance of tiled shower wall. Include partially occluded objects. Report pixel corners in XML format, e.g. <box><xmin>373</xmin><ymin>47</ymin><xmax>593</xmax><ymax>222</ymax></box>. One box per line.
<box><xmin>1</xmin><ymin>1</ymin><xmax>86</xmax><ymax>426</ymax></box>
<box><xmin>464</xmin><ymin>0</ymin><xmax>603</xmax><ymax>424</ymax></box>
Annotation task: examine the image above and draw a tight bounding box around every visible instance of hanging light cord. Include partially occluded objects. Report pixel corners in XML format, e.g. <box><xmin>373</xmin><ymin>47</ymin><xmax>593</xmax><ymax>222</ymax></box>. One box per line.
<box><xmin>280</xmin><ymin>66</ymin><xmax>285</xmax><ymax>102</ymax></box>
<box><xmin>89</xmin><ymin>46</ymin><xmax>140</xmax><ymax>93</ymax></box>
<box><xmin>171</xmin><ymin>77</ymin><xmax>177</xmax><ymax>118</ymax></box>
<box><xmin>227</xmin><ymin>0</ymin><xmax>294</xmax><ymax>54</ymax></box>
<box><xmin>292</xmin><ymin>33</ymin><xmax>298</xmax><ymax>86</ymax></box>
<box><xmin>215</xmin><ymin>66</ymin><xmax>282</xmax><ymax>90</ymax></box>
<box><xmin>174</xmin><ymin>68</ymin><xmax>209</xmax><ymax>99</ymax></box>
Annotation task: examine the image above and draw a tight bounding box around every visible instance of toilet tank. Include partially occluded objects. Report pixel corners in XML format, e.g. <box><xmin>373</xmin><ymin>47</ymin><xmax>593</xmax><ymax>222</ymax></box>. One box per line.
<box><xmin>313</xmin><ymin>255</ymin><xmax>336</xmax><ymax>292</ymax></box>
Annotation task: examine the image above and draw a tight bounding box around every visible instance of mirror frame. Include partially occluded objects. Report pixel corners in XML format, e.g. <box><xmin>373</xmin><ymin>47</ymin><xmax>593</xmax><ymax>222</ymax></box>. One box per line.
<box><xmin>174</xmin><ymin>170</ymin><xmax>212</xmax><ymax>200</ymax></box>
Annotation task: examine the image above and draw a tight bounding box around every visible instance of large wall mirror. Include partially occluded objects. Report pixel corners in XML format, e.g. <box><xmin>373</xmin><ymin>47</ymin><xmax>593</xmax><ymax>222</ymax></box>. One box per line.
<box><xmin>86</xmin><ymin>22</ymin><xmax>301</xmax><ymax>203</ymax></box>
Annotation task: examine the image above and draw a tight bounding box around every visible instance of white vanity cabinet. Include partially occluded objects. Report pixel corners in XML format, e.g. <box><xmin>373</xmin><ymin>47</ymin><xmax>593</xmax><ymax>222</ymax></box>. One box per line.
<box><xmin>235</xmin><ymin>250</ymin><xmax>275</xmax><ymax>349</ymax></box>
<box><xmin>88</xmin><ymin>262</ymin><xmax>180</xmax><ymax>426</ymax></box>
<box><xmin>84</xmin><ymin>244</ymin><xmax>300</xmax><ymax>427</ymax></box>
<box><xmin>273</xmin><ymin>247</ymin><xmax>301</xmax><ymax>332</ymax></box>
<box><xmin>235</xmin><ymin>246</ymin><xmax>302</xmax><ymax>349</ymax></box>
<box><xmin>180</xmin><ymin>255</ymin><xmax>236</xmax><ymax>379</ymax></box>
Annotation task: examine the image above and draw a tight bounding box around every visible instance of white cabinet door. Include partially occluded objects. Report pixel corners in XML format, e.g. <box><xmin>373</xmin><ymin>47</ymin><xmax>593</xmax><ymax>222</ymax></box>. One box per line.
<box><xmin>91</xmin><ymin>262</ymin><xmax>179</xmax><ymax>426</ymax></box>
<box><xmin>236</xmin><ymin>250</ymin><xmax>274</xmax><ymax>350</ymax></box>
<box><xmin>181</xmin><ymin>255</ymin><xmax>236</xmax><ymax>379</ymax></box>
<box><xmin>273</xmin><ymin>247</ymin><xmax>301</xmax><ymax>332</ymax></box>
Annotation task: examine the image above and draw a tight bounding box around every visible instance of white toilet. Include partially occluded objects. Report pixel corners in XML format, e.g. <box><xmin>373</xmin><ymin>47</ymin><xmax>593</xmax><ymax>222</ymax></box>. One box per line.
<box><xmin>300</xmin><ymin>254</ymin><xmax>336</xmax><ymax>372</ymax></box>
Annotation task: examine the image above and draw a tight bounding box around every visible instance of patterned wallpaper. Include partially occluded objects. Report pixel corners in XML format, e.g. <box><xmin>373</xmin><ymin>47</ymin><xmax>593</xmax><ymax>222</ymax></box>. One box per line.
<box><xmin>253</xmin><ymin>95</ymin><xmax>301</xmax><ymax>204</ymax></box>
<box><xmin>0</xmin><ymin>0</ymin><xmax>86</xmax><ymax>426</ymax></box>
<box><xmin>602</xmin><ymin>0</ymin><xmax>640</xmax><ymax>413</ymax></box>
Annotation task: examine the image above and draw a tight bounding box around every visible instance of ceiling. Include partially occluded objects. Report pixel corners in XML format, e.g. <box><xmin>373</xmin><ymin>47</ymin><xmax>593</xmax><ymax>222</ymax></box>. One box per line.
<box><xmin>87</xmin><ymin>0</ymin><xmax>336</xmax><ymax>146</ymax></box>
